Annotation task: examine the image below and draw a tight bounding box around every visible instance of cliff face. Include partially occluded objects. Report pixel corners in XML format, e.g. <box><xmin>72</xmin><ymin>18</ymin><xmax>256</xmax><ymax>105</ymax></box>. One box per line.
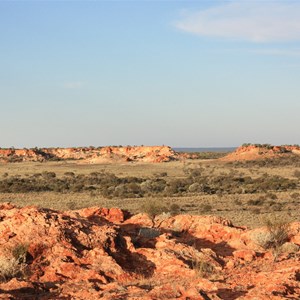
<box><xmin>0</xmin><ymin>203</ymin><xmax>300</xmax><ymax>299</ymax></box>
<box><xmin>0</xmin><ymin>146</ymin><xmax>178</xmax><ymax>163</ymax></box>
<box><xmin>221</xmin><ymin>145</ymin><xmax>300</xmax><ymax>161</ymax></box>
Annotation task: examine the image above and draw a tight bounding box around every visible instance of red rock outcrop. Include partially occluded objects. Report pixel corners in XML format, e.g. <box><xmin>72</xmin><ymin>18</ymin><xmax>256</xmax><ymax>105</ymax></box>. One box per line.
<box><xmin>0</xmin><ymin>146</ymin><xmax>178</xmax><ymax>163</ymax></box>
<box><xmin>221</xmin><ymin>144</ymin><xmax>300</xmax><ymax>161</ymax></box>
<box><xmin>0</xmin><ymin>203</ymin><xmax>300</xmax><ymax>299</ymax></box>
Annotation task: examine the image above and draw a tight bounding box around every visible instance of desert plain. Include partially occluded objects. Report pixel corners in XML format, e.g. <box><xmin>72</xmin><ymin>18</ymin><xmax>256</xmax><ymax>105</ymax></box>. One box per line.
<box><xmin>0</xmin><ymin>144</ymin><xmax>300</xmax><ymax>299</ymax></box>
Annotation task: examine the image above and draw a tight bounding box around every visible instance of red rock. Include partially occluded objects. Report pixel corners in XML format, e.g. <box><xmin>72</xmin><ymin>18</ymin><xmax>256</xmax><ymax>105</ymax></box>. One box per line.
<box><xmin>233</xmin><ymin>249</ymin><xmax>256</xmax><ymax>262</ymax></box>
<box><xmin>78</xmin><ymin>206</ymin><xmax>128</xmax><ymax>223</ymax></box>
<box><xmin>0</xmin><ymin>202</ymin><xmax>16</xmax><ymax>210</ymax></box>
<box><xmin>221</xmin><ymin>144</ymin><xmax>300</xmax><ymax>161</ymax></box>
<box><xmin>0</xmin><ymin>204</ymin><xmax>300</xmax><ymax>299</ymax></box>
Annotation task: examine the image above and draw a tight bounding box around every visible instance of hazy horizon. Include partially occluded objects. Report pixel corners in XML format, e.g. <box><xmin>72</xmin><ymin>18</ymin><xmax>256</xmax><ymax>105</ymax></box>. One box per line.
<box><xmin>1</xmin><ymin>1</ymin><xmax>299</xmax><ymax>148</ymax></box>
<box><xmin>1</xmin><ymin>144</ymin><xmax>239</xmax><ymax>149</ymax></box>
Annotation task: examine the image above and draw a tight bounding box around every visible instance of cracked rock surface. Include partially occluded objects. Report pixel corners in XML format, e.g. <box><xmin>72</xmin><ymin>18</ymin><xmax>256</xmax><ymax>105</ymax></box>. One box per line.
<box><xmin>0</xmin><ymin>203</ymin><xmax>300</xmax><ymax>299</ymax></box>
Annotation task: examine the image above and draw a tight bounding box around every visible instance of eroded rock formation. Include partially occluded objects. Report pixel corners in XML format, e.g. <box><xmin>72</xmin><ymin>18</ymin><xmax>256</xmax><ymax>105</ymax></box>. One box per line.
<box><xmin>0</xmin><ymin>203</ymin><xmax>300</xmax><ymax>299</ymax></box>
<box><xmin>221</xmin><ymin>144</ymin><xmax>300</xmax><ymax>161</ymax></box>
<box><xmin>0</xmin><ymin>146</ymin><xmax>178</xmax><ymax>163</ymax></box>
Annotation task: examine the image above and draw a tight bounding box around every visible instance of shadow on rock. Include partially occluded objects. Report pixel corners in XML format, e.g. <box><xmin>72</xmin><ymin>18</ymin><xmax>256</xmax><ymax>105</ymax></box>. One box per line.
<box><xmin>108</xmin><ymin>233</ymin><xmax>156</xmax><ymax>278</ymax></box>
<box><xmin>216</xmin><ymin>288</ymin><xmax>248</xmax><ymax>300</ymax></box>
<box><xmin>0</xmin><ymin>282</ymin><xmax>65</xmax><ymax>300</ymax></box>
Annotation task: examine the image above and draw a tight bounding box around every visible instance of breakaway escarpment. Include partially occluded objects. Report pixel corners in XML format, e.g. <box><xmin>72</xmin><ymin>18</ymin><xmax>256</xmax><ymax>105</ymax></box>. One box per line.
<box><xmin>221</xmin><ymin>144</ymin><xmax>300</xmax><ymax>161</ymax></box>
<box><xmin>0</xmin><ymin>146</ymin><xmax>179</xmax><ymax>163</ymax></box>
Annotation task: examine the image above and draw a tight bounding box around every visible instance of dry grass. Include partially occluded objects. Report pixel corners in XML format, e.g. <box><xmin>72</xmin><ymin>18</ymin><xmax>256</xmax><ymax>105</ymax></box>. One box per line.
<box><xmin>0</xmin><ymin>257</ymin><xmax>23</xmax><ymax>282</ymax></box>
<box><xmin>191</xmin><ymin>259</ymin><xmax>215</xmax><ymax>278</ymax></box>
<box><xmin>0</xmin><ymin>243</ymin><xmax>28</xmax><ymax>283</ymax></box>
<box><xmin>0</xmin><ymin>159</ymin><xmax>298</xmax><ymax>179</ymax></box>
<box><xmin>1</xmin><ymin>191</ymin><xmax>298</xmax><ymax>228</ymax></box>
<box><xmin>0</xmin><ymin>159</ymin><xmax>299</xmax><ymax>228</ymax></box>
<box><xmin>252</xmin><ymin>216</ymin><xmax>292</xmax><ymax>260</ymax></box>
<box><xmin>0</xmin><ymin>160</ymin><xmax>187</xmax><ymax>179</ymax></box>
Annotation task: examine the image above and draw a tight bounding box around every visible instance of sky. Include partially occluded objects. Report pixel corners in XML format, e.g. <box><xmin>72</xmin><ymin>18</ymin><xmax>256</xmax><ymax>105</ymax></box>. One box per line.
<box><xmin>1</xmin><ymin>0</ymin><xmax>300</xmax><ymax>148</ymax></box>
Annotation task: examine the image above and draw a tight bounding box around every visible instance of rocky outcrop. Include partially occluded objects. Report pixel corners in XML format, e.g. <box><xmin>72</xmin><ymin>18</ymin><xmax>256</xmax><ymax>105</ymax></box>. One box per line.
<box><xmin>0</xmin><ymin>203</ymin><xmax>300</xmax><ymax>299</ymax></box>
<box><xmin>221</xmin><ymin>144</ymin><xmax>300</xmax><ymax>161</ymax></box>
<box><xmin>0</xmin><ymin>146</ymin><xmax>178</xmax><ymax>163</ymax></box>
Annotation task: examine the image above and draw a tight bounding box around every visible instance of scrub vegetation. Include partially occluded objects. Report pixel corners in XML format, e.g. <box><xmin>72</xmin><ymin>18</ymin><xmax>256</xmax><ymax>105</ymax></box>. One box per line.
<box><xmin>0</xmin><ymin>156</ymin><xmax>299</xmax><ymax>228</ymax></box>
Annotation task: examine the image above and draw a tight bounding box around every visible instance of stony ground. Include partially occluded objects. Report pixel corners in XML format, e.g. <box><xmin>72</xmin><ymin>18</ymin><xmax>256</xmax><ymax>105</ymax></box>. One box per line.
<box><xmin>0</xmin><ymin>203</ymin><xmax>300</xmax><ymax>299</ymax></box>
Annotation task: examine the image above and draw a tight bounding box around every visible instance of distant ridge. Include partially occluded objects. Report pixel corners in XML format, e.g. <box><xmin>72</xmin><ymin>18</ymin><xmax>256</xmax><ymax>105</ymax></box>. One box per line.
<box><xmin>0</xmin><ymin>146</ymin><xmax>178</xmax><ymax>163</ymax></box>
<box><xmin>174</xmin><ymin>147</ymin><xmax>236</xmax><ymax>153</ymax></box>
<box><xmin>221</xmin><ymin>144</ymin><xmax>300</xmax><ymax>161</ymax></box>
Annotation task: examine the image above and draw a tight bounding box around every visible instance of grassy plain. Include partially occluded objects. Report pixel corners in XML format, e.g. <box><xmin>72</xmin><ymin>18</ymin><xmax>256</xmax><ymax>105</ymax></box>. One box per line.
<box><xmin>0</xmin><ymin>158</ymin><xmax>299</xmax><ymax>228</ymax></box>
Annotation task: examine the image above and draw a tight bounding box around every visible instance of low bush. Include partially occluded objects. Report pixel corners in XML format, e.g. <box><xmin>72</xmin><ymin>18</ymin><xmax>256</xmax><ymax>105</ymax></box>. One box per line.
<box><xmin>254</xmin><ymin>217</ymin><xmax>290</xmax><ymax>261</ymax></box>
<box><xmin>0</xmin><ymin>257</ymin><xmax>24</xmax><ymax>282</ymax></box>
<box><xmin>199</xmin><ymin>204</ymin><xmax>213</xmax><ymax>213</ymax></box>
<box><xmin>191</xmin><ymin>259</ymin><xmax>215</xmax><ymax>278</ymax></box>
<box><xmin>0</xmin><ymin>170</ymin><xmax>297</xmax><ymax>199</ymax></box>
<box><xmin>142</xmin><ymin>200</ymin><xmax>168</xmax><ymax>220</ymax></box>
<box><xmin>0</xmin><ymin>243</ymin><xmax>29</xmax><ymax>282</ymax></box>
<box><xmin>290</xmin><ymin>192</ymin><xmax>300</xmax><ymax>200</ymax></box>
<box><xmin>294</xmin><ymin>170</ymin><xmax>300</xmax><ymax>178</ymax></box>
<box><xmin>247</xmin><ymin>197</ymin><xmax>265</xmax><ymax>206</ymax></box>
<box><xmin>12</xmin><ymin>243</ymin><xmax>29</xmax><ymax>263</ymax></box>
<box><xmin>170</xmin><ymin>203</ymin><xmax>181</xmax><ymax>215</ymax></box>
<box><xmin>227</xmin><ymin>155</ymin><xmax>300</xmax><ymax>168</ymax></box>
<box><xmin>266</xmin><ymin>193</ymin><xmax>278</xmax><ymax>200</ymax></box>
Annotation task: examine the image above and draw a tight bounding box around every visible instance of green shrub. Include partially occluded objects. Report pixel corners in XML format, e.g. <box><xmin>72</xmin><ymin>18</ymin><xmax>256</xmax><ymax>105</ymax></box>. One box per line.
<box><xmin>142</xmin><ymin>201</ymin><xmax>167</xmax><ymax>219</ymax></box>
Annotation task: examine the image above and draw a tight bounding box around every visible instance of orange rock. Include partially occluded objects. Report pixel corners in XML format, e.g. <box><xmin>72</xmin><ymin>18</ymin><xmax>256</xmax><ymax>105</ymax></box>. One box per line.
<box><xmin>0</xmin><ymin>204</ymin><xmax>300</xmax><ymax>299</ymax></box>
<box><xmin>0</xmin><ymin>146</ymin><xmax>179</xmax><ymax>163</ymax></box>
<box><xmin>233</xmin><ymin>249</ymin><xmax>256</xmax><ymax>262</ymax></box>
<box><xmin>221</xmin><ymin>144</ymin><xmax>300</xmax><ymax>161</ymax></box>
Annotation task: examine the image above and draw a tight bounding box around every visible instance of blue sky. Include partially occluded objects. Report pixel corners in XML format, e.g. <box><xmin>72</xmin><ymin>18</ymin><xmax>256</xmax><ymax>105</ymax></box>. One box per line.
<box><xmin>1</xmin><ymin>0</ymin><xmax>300</xmax><ymax>148</ymax></box>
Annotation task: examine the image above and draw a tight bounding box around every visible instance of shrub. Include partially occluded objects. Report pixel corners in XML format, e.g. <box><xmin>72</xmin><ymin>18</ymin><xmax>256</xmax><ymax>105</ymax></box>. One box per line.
<box><xmin>142</xmin><ymin>200</ymin><xmax>168</xmax><ymax>227</ymax></box>
<box><xmin>188</xmin><ymin>183</ymin><xmax>201</xmax><ymax>193</ymax></box>
<box><xmin>42</xmin><ymin>171</ymin><xmax>56</xmax><ymax>179</ymax></box>
<box><xmin>191</xmin><ymin>259</ymin><xmax>215</xmax><ymax>278</ymax></box>
<box><xmin>266</xmin><ymin>193</ymin><xmax>278</xmax><ymax>200</ymax></box>
<box><xmin>12</xmin><ymin>243</ymin><xmax>29</xmax><ymax>263</ymax></box>
<box><xmin>254</xmin><ymin>217</ymin><xmax>290</xmax><ymax>261</ymax></box>
<box><xmin>142</xmin><ymin>201</ymin><xmax>167</xmax><ymax>219</ymax></box>
<box><xmin>234</xmin><ymin>198</ymin><xmax>242</xmax><ymax>205</ymax></box>
<box><xmin>170</xmin><ymin>203</ymin><xmax>181</xmax><ymax>216</ymax></box>
<box><xmin>252</xmin><ymin>208</ymin><xmax>261</xmax><ymax>214</ymax></box>
<box><xmin>0</xmin><ymin>243</ymin><xmax>29</xmax><ymax>282</ymax></box>
<box><xmin>270</xmin><ymin>203</ymin><xmax>283</xmax><ymax>211</ymax></box>
<box><xmin>199</xmin><ymin>204</ymin><xmax>212</xmax><ymax>213</ymax></box>
<box><xmin>153</xmin><ymin>172</ymin><xmax>167</xmax><ymax>177</ymax></box>
<box><xmin>247</xmin><ymin>197</ymin><xmax>265</xmax><ymax>206</ymax></box>
<box><xmin>294</xmin><ymin>170</ymin><xmax>300</xmax><ymax>178</ymax></box>
<box><xmin>290</xmin><ymin>192</ymin><xmax>300</xmax><ymax>200</ymax></box>
<box><xmin>64</xmin><ymin>172</ymin><xmax>75</xmax><ymax>177</ymax></box>
<box><xmin>0</xmin><ymin>257</ymin><xmax>23</xmax><ymax>282</ymax></box>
